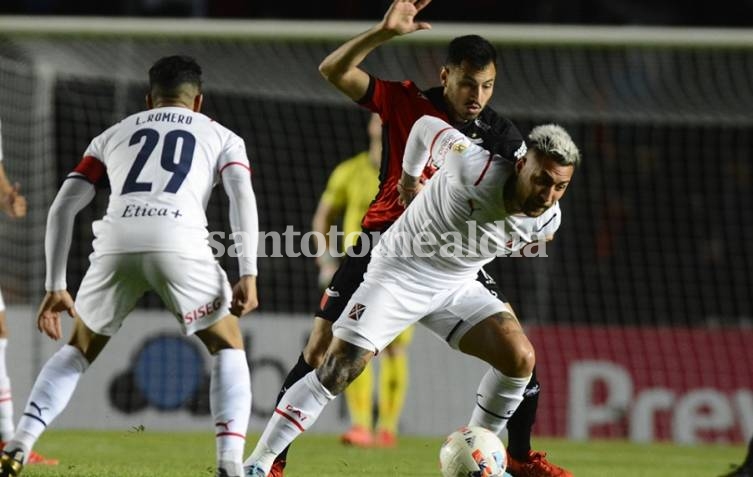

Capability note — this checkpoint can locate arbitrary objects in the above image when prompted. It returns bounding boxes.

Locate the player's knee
[202,337,240,355]
[481,331,535,378]
[68,325,108,363]
[195,324,243,355]
[502,338,535,378]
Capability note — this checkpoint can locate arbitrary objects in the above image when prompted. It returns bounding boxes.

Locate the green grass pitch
[17,430,746,477]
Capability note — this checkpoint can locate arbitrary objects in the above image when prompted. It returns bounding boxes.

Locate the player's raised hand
[36,290,76,340]
[231,275,259,317]
[381,0,433,36]
[2,182,27,218]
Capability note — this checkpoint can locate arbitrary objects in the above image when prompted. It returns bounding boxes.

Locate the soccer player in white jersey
[0,55,259,477]
[244,115,580,476]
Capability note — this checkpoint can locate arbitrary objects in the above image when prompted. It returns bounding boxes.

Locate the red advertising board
[527,325,753,443]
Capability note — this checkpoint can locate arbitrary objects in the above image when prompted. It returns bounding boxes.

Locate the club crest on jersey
[452,141,468,153]
[348,303,366,321]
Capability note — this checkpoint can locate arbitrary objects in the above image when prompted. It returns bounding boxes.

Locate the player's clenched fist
[231,275,258,317]
[2,182,26,218]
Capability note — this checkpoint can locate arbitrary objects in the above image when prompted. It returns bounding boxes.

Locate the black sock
[506,366,540,460]
[274,353,315,463]
[744,436,753,468]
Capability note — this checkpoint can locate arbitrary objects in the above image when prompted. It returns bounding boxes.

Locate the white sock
[6,345,88,455]
[211,349,251,468]
[0,338,14,441]
[243,371,335,473]
[468,368,531,434]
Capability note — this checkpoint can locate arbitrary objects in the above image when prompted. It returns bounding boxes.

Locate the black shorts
[315,228,507,322]
[316,230,376,322]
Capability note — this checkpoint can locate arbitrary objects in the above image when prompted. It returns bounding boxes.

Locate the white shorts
[75,252,233,336]
[332,272,509,353]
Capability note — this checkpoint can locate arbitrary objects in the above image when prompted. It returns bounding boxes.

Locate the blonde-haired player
[265,1,573,475]
[244,117,580,477]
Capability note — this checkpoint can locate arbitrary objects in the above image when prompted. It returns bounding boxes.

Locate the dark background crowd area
[2,0,753,27]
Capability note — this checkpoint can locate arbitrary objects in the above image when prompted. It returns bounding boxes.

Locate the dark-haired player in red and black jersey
[250,2,571,477]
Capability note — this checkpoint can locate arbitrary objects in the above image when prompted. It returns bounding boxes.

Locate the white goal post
[2,15,753,46]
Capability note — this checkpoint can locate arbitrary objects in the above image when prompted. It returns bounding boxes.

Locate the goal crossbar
[1,16,753,48]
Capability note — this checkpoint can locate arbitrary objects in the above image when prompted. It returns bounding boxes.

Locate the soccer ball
[439,426,507,477]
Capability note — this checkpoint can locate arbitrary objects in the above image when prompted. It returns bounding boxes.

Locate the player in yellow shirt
[311,113,413,448]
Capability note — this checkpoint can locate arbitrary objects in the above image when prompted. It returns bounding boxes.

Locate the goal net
[0,18,751,443]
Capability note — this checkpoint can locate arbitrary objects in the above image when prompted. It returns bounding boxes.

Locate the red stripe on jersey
[73,155,106,183]
[274,408,306,432]
[219,161,252,175]
[474,152,494,186]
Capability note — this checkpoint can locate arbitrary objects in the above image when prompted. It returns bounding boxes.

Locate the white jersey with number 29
[80,106,250,256]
